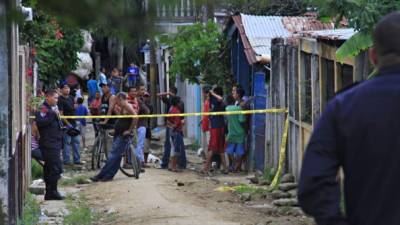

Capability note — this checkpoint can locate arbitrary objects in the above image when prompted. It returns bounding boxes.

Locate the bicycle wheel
[119,143,140,179]
[97,139,105,169]
[91,137,100,170]
[131,151,141,179]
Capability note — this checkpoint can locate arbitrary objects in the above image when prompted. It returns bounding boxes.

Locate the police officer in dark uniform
[35,89,64,200]
[298,12,400,225]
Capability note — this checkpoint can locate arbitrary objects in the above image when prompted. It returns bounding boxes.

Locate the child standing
[76,97,89,149]
[167,97,185,172]
[225,95,246,172]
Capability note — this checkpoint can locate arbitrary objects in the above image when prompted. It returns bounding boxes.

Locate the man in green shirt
[225,95,246,172]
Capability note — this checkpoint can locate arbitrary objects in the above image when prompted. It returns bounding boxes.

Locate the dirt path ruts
[82,168,313,225]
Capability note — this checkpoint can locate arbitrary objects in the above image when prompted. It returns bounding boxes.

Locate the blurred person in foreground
[298,12,400,225]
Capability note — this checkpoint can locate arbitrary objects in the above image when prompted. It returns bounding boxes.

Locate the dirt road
[82,168,313,225]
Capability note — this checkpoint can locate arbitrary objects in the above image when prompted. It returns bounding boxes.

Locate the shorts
[208,127,225,154]
[171,131,184,157]
[226,143,245,156]
[77,123,86,137]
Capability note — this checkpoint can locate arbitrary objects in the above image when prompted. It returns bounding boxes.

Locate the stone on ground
[286,207,304,216]
[272,198,299,207]
[280,174,295,183]
[259,180,271,186]
[240,193,252,202]
[278,182,297,192]
[249,176,259,184]
[288,189,297,198]
[271,190,291,199]
[29,179,45,195]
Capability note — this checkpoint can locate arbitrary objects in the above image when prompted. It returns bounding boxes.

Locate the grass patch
[279,206,292,214]
[60,175,90,186]
[63,194,117,225]
[17,193,40,225]
[31,160,43,180]
[63,194,99,225]
[262,166,276,183]
[99,211,118,225]
[233,184,269,195]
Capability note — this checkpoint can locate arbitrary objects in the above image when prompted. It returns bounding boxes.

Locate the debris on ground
[147,153,161,164]
[29,179,45,195]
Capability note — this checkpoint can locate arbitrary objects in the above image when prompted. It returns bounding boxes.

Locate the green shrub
[63,195,99,225]
[31,160,43,180]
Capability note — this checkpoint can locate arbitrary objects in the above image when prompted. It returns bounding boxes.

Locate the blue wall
[228,26,268,171]
[230,30,251,95]
[252,71,267,170]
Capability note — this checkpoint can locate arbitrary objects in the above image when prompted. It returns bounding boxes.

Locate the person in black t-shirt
[58,83,81,165]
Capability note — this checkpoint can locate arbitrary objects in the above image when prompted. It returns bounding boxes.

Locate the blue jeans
[171,130,187,169]
[135,127,146,163]
[96,135,128,180]
[32,148,43,161]
[161,127,171,168]
[63,134,80,164]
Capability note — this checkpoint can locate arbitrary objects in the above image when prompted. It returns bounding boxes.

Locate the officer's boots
[44,181,65,201]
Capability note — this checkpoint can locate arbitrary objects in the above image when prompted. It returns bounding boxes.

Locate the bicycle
[91,122,113,170]
[119,134,141,179]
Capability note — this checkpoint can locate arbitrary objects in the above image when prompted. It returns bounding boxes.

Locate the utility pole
[117,39,124,71]
[149,39,157,128]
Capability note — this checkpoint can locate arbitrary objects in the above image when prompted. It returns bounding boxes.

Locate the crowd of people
[32,60,254,200]
[32,63,148,199]
[198,84,251,175]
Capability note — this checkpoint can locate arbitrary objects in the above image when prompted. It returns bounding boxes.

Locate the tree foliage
[169,21,230,86]
[312,0,400,60]
[21,0,83,87]
[217,0,306,16]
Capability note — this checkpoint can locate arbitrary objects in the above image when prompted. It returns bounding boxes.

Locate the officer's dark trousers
[41,148,63,189]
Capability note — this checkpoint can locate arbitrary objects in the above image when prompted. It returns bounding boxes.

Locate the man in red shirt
[167,97,185,172]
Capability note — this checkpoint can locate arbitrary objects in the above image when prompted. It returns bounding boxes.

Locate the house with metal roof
[267,28,372,179]
[225,13,333,171]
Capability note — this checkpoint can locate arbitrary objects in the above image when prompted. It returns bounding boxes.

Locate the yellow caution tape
[269,114,290,189]
[29,108,287,119]
[215,186,237,192]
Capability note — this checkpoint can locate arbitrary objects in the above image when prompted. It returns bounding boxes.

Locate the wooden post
[311,55,320,127]
[0,2,10,224]
[150,40,158,128]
